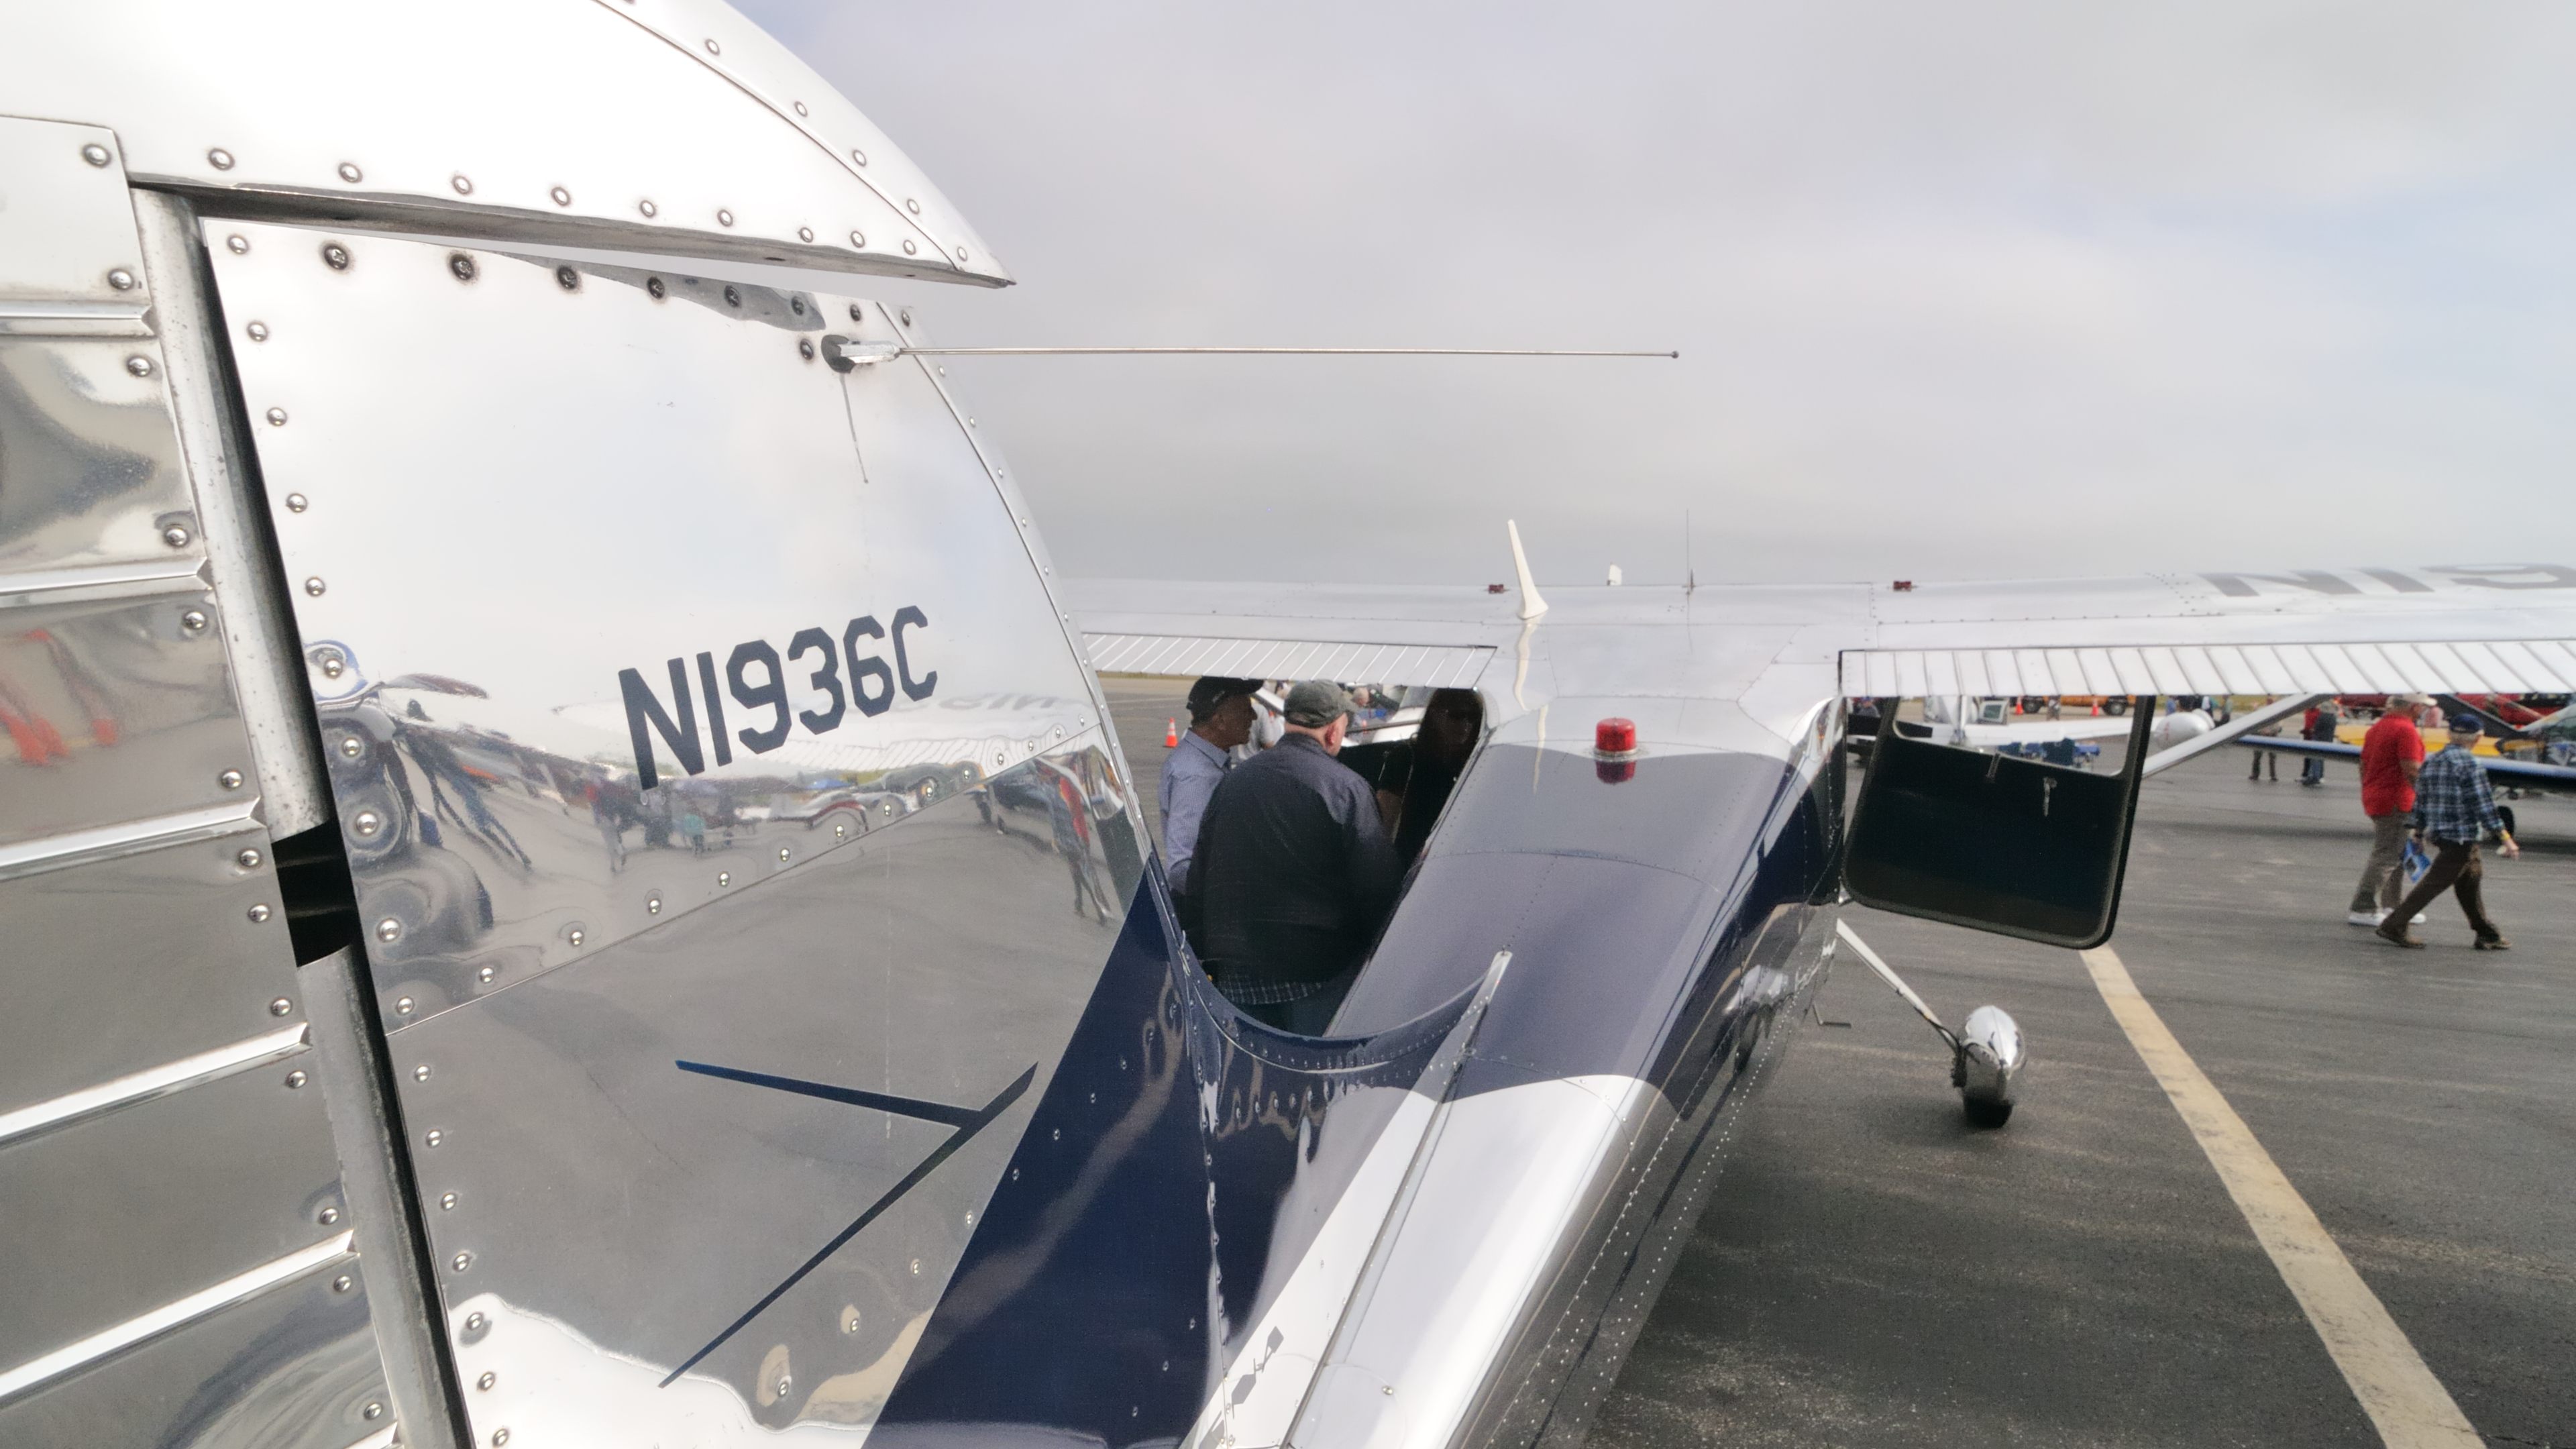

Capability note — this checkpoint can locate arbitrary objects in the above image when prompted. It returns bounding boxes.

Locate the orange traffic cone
[1164,718,1179,747]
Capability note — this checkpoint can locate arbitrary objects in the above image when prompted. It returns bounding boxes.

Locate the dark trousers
[2386,840,2502,941]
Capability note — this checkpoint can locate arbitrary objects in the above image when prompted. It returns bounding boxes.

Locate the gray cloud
[739,1,2576,587]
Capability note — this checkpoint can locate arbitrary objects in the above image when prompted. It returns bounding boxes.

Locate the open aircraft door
[203,221,1148,1440]
[1839,672,2158,949]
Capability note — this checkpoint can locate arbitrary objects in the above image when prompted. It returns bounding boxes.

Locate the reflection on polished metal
[1955,1005,2025,1118]
[0,1231,355,1405]
[0,0,1008,286]
[0,1023,307,1150]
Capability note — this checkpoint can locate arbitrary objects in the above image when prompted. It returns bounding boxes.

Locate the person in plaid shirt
[2377,713,2521,949]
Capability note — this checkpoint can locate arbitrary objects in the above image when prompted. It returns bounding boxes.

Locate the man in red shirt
[2348,694,2435,926]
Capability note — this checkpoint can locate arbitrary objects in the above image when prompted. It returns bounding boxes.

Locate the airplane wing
[2242,734,2576,786]
[1069,563,2576,705]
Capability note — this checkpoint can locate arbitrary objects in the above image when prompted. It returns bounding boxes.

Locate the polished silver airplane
[7,5,2576,1448]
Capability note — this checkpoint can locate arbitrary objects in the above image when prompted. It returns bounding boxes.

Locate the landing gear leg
[1834,920,2025,1129]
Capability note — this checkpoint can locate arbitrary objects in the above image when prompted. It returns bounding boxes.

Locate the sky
[737,1,2576,588]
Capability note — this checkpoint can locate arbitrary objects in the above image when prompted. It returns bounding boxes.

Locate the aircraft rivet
[909,1258,920,1275]
[126,354,152,376]
[492,1430,510,1448]
[798,226,814,243]
[899,309,911,326]
[717,871,731,887]
[319,1205,340,1224]
[338,736,362,760]
[318,654,343,679]
[567,927,585,946]
[639,199,659,218]
[352,810,382,837]
[902,239,918,256]
[425,1130,443,1147]
[477,965,496,983]
[452,173,474,195]
[722,284,741,307]
[463,1311,486,1333]
[321,242,350,270]
[799,339,815,361]
[717,208,735,227]
[449,253,477,282]
[377,918,403,943]
[851,148,867,166]
[555,266,578,291]
[163,524,192,548]
[777,847,790,861]
[363,1401,383,1419]
[337,162,362,183]
[266,407,287,425]
[248,903,272,923]
[550,185,572,207]
[647,896,662,914]
[793,100,808,116]
[905,198,920,215]
[414,1064,431,1082]
[1383,1385,1395,1396]
[833,824,846,839]
[107,267,136,290]
[182,608,209,633]
[958,248,969,262]
[478,1372,496,1391]
[777,1376,792,1395]
[703,37,720,54]
[849,230,866,248]
[235,847,262,869]
[221,769,247,791]
[285,1069,307,1088]
[441,1193,459,1210]
[78,140,111,166]
[333,1275,353,1293]
[208,148,235,170]
[247,321,268,341]
[225,235,249,258]
[286,492,307,513]
[304,576,326,596]
[452,1251,472,1271]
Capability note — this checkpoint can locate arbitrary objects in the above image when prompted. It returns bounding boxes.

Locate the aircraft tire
[1964,1099,2014,1129]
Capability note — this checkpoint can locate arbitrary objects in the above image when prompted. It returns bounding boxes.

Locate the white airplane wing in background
[1071,563,2576,706]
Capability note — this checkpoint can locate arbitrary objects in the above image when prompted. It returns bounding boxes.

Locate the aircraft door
[205,221,1136,1441]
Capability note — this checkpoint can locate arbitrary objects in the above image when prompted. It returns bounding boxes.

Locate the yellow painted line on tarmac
[2080,945,2481,1449]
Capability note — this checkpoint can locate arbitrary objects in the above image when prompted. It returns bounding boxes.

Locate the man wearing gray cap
[1187,680,1403,1032]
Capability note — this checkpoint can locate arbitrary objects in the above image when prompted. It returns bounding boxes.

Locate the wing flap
[1084,632,1492,689]
[1843,639,2576,699]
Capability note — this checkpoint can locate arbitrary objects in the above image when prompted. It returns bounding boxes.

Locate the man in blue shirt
[1159,677,1260,903]
[2377,713,2521,950]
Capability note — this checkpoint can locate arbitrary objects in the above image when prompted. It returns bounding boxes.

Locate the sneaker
[2375,924,2426,949]
[2370,909,2428,926]
[2475,937,2513,951]
[2345,911,2381,927]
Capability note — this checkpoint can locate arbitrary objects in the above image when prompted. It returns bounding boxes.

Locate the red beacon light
[1595,717,1641,783]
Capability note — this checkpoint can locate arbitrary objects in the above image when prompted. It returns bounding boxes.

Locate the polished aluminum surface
[0,0,1006,287]
[400,747,1132,1442]
[0,1022,308,1150]
[0,1049,345,1373]
[1956,1004,2024,1110]
[0,823,301,1120]
[0,116,154,335]
[207,220,1094,1032]
[0,1237,396,1449]
[304,947,468,1449]
[134,191,337,837]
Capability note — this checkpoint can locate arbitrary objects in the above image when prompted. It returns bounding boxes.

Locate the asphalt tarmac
[1596,747,2576,1449]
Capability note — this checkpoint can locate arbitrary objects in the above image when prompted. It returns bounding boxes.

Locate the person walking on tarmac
[2348,693,2435,928]
[2300,696,2341,786]
[2377,712,2521,950]
[1189,680,1401,1034]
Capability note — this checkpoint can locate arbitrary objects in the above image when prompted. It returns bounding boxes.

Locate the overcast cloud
[736,2,2576,588]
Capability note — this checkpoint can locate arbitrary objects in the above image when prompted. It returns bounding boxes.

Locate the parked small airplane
[7,6,2576,1449]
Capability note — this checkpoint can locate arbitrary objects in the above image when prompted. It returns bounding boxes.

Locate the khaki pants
[2351,812,2410,914]
[2386,840,2502,943]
